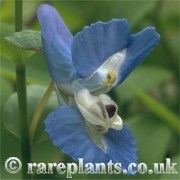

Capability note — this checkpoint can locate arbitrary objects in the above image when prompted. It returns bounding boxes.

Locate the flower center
[103,71,117,87]
[75,89,123,134]
[105,104,116,118]
[71,49,126,95]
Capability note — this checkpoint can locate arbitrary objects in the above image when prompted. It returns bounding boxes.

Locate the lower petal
[103,124,138,171]
[44,105,107,163]
[45,105,138,171]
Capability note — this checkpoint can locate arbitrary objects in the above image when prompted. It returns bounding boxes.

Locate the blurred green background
[0,0,179,179]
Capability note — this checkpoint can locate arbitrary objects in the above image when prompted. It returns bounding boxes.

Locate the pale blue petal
[72,71,106,94]
[45,105,138,170]
[44,105,107,163]
[37,4,77,84]
[72,19,130,78]
[116,27,160,85]
[104,124,138,172]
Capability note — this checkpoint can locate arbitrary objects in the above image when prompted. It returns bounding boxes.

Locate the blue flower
[37,4,160,171]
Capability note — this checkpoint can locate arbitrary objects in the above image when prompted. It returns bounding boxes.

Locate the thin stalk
[30,81,54,144]
[15,0,23,32]
[16,64,31,179]
[15,0,31,179]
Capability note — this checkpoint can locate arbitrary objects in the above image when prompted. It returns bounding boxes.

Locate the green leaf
[0,30,42,63]
[32,139,64,165]
[0,78,13,109]
[159,154,179,179]
[109,1,156,27]
[126,114,172,179]
[4,30,42,51]
[3,85,58,143]
[114,66,173,103]
[127,115,172,164]
[0,39,32,63]
[127,83,179,134]
[0,79,21,180]
[0,54,50,86]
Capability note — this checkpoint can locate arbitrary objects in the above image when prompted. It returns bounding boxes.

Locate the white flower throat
[56,49,126,134]
[75,89,123,133]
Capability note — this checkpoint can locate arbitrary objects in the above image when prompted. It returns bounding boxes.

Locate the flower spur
[37,4,160,172]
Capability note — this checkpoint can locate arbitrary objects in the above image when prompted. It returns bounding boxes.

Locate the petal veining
[72,19,129,78]
[37,4,77,84]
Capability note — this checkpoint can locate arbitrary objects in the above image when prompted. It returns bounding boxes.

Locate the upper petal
[37,4,76,84]
[116,27,160,85]
[44,105,107,163]
[103,125,138,172]
[72,19,130,78]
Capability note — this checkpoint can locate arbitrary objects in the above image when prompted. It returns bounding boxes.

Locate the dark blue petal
[45,105,107,163]
[37,4,77,84]
[117,27,160,84]
[72,19,130,78]
[103,124,138,172]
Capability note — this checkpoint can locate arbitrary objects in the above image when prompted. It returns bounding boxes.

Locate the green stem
[30,81,54,144]
[15,0,31,179]
[15,0,23,32]
[16,64,31,179]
